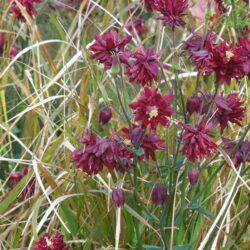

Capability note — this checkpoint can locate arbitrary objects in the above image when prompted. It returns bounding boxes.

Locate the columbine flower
[71,131,104,175]
[9,0,43,21]
[188,169,200,186]
[99,107,112,125]
[129,87,174,130]
[71,131,134,175]
[9,167,35,197]
[185,31,216,75]
[122,126,165,161]
[214,93,246,133]
[238,36,250,78]
[211,41,244,84]
[126,17,147,36]
[126,45,162,86]
[186,94,202,115]
[89,29,132,69]
[151,184,168,206]
[153,0,188,31]
[34,231,69,250]
[222,138,250,168]
[112,188,125,208]
[180,118,217,162]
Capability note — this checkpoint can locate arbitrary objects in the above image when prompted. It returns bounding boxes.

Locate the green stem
[230,0,239,34]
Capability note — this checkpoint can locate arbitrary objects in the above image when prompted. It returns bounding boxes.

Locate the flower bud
[151,184,168,206]
[112,188,125,208]
[186,94,202,115]
[99,107,112,125]
[131,127,144,146]
[188,169,200,186]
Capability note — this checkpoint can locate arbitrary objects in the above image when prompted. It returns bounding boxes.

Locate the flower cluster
[9,0,43,21]
[71,130,134,175]
[186,32,249,84]
[34,231,69,250]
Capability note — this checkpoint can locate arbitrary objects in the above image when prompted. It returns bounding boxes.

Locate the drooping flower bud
[151,184,168,206]
[99,107,112,125]
[188,169,200,186]
[112,188,125,208]
[131,127,144,146]
[186,94,202,115]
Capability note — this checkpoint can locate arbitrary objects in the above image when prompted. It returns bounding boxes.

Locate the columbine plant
[1,0,249,249]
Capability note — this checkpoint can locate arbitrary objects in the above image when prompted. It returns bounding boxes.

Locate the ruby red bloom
[71,131,134,175]
[222,138,250,168]
[126,45,162,86]
[9,167,35,197]
[71,131,104,175]
[211,41,244,84]
[89,29,132,69]
[185,31,216,75]
[238,36,250,78]
[180,118,217,162]
[129,87,174,130]
[34,231,69,250]
[214,93,246,133]
[122,127,165,161]
[153,0,188,31]
[9,0,43,21]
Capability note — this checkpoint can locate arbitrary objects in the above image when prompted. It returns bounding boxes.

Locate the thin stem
[230,0,239,34]
[206,83,219,118]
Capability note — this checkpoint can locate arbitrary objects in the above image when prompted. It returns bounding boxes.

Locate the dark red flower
[211,41,244,84]
[112,188,125,208]
[89,29,132,69]
[34,231,69,250]
[126,17,147,36]
[238,36,250,78]
[186,94,202,115]
[151,184,168,206]
[99,107,112,125]
[71,131,104,175]
[9,45,19,60]
[180,118,217,162]
[126,45,162,86]
[129,87,174,130]
[222,138,250,168]
[122,126,165,161]
[153,0,188,31]
[9,0,43,21]
[188,169,200,186]
[9,167,35,197]
[71,131,134,175]
[214,93,246,133]
[185,31,217,75]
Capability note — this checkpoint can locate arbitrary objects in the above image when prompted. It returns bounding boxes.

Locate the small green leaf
[135,147,145,157]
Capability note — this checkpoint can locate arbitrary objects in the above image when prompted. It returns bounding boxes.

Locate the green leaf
[135,147,145,157]
[173,244,193,250]
[143,245,162,250]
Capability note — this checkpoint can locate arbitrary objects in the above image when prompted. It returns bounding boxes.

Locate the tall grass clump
[0,0,249,249]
